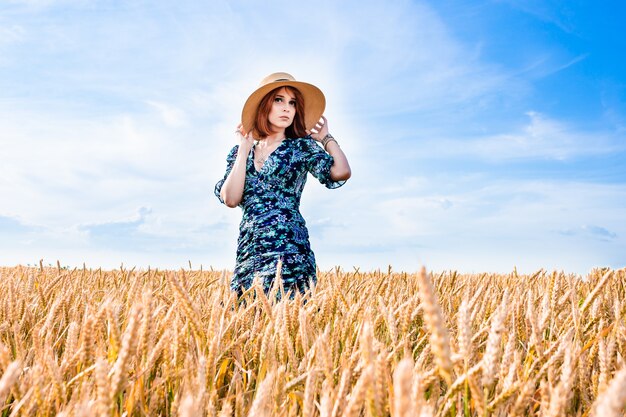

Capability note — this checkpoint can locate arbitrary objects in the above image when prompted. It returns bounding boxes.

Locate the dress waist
[239,208,305,230]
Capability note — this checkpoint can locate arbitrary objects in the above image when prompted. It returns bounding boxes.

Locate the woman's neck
[260,130,286,146]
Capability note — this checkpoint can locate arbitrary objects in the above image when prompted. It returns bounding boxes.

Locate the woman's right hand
[236,124,255,151]
[221,124,254,207]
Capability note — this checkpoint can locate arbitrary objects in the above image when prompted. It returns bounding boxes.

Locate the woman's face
[267,87,296,133]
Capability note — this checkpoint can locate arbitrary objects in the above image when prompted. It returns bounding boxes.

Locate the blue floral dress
[215,136,345,295]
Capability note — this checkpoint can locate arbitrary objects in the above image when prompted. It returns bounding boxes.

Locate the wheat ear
[95,358,111,417]
[417,266,452,385]
[592,366,626,417]
[581,270,612,314]
[393,357,414,417]
[248,370,275,417]
[0,360,21,404]
[109,302,142,399]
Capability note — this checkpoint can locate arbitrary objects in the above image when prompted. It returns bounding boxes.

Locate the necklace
[254,138,285,169]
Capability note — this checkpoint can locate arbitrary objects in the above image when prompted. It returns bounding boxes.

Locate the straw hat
[241,72,326,134]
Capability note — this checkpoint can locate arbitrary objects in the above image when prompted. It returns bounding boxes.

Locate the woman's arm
[325,140,351,181]
[220,126,254,208]
[308,116,351,181]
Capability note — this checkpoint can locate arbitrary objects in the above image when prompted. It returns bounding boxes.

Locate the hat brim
[241,80,326,135]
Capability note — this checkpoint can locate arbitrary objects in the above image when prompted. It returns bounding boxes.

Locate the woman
[215,72,351,296]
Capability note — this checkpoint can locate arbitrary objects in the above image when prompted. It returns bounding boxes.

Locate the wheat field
[0,264,625,417]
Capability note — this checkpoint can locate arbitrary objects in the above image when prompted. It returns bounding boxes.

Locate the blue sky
[1,0,624,274]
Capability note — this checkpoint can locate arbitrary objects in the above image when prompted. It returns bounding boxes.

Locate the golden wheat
[0,264,624,416]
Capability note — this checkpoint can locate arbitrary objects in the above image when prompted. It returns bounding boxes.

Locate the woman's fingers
[235,123,247,136]
[314,116,328,131]
[319,116,329,134]
[307,117,329,141]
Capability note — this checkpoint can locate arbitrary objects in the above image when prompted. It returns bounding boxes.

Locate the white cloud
[475,111,622,160]
[314,1,512,118]
[0,25,25,45]
[4,0,88,9]
[558,225,618,241]
[308,179,626,273]
[498,0,576,33]
[404,111,624,161]
[145,101,189,128]
[0,0,623,275]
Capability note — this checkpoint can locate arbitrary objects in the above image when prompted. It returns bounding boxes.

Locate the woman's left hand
[306,115,329,142]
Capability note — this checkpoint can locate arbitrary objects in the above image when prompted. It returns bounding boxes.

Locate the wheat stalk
[0,361,21,404]
[392,357,414,417]
[417,267,452,385]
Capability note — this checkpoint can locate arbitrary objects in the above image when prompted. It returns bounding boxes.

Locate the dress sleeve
[214,145,239,204]
[303,137,346,189]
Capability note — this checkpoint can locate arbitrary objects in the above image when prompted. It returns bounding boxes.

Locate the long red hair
[252,86,308,139]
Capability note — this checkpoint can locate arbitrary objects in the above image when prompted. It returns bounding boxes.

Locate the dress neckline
[252,138,289,174]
